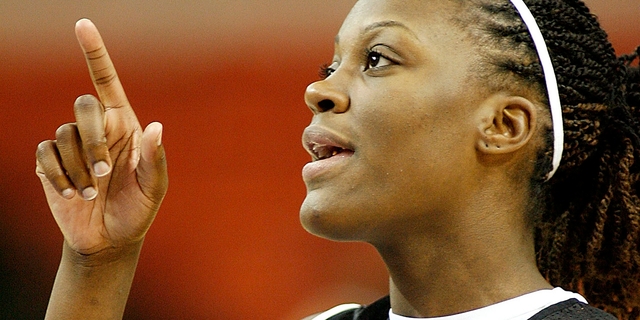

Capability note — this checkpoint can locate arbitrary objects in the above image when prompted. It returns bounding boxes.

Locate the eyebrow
[335,20,419,44]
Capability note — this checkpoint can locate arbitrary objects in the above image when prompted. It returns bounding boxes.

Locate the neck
[374,195,551,317]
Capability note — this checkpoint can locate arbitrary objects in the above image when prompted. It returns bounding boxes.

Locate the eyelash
[319,63,334,80]
[318,46,393,80]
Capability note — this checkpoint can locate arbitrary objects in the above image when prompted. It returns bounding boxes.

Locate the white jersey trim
[311,303,362,320]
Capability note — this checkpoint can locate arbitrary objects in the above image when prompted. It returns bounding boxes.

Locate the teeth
[311,143,341,160]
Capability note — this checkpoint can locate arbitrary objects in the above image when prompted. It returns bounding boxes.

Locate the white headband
[509,0,564,180]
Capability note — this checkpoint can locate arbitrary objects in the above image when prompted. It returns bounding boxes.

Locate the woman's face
[300,0,485,242]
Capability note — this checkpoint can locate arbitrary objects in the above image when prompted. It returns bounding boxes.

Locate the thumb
[138,122,168,204]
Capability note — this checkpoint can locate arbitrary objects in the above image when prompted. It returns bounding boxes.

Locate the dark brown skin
[39,1,553,319]
[36,19,168,319]
[301,0,551,317]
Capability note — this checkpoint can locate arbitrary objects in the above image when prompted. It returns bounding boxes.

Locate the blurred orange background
[1,1,638,319]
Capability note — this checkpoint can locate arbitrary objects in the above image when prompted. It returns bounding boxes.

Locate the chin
[299,197,363,242]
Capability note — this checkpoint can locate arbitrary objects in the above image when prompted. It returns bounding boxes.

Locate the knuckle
[35,165,45,177]
[83,138,107,151]
[35,158,46,176]
[36,140,52,158]
[55,123,78,140]
[85,46,107,60]
[93,72,117,87]
[74,94,99,109]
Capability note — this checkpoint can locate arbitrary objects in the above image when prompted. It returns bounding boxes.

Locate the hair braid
[457,0,640,318]
[621,47,640,117]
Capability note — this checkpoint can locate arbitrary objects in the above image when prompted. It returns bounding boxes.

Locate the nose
[304,78,349,114]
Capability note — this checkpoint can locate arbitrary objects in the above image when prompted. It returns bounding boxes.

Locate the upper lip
[302,125,354,161]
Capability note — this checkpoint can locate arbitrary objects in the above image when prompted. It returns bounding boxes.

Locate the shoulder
[529,298,617,320]
[305,296,390,320]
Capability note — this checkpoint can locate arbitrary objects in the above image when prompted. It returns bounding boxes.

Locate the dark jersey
[323,297,616,320]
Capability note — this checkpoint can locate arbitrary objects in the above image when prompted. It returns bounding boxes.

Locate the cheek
[353,94,437,171]
[352,93,474,198]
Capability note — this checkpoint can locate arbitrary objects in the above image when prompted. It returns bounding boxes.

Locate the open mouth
[302,126,354,162]
[310,143,346,161]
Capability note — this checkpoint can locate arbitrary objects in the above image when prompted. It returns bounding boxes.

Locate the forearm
[45,241,143,320]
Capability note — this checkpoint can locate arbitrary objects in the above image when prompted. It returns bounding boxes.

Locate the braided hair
[455,0,640,318]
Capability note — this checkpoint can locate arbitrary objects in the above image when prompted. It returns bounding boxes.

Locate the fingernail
[82,187,98,201]
[156,129,163,147]
[62,189,75,199]
[93,161,111,177]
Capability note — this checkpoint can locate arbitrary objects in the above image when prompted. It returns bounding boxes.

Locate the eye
[363,48,393,72]
[319,63,337,80]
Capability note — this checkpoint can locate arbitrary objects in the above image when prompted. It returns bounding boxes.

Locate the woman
[36,0,640,319]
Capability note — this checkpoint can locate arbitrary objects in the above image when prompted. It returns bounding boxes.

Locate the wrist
[46,240,143,320]
[62,239,144,269]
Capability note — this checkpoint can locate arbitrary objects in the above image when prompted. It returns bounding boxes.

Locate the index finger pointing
[75,18,128,110]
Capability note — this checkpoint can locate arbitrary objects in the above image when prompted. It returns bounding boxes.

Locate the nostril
[318,99,335,112]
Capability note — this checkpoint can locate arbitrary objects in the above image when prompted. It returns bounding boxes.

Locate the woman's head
[302,0,640,316]
[301,0,540,244]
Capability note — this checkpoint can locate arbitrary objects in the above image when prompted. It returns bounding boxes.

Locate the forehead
[338,0,465,41]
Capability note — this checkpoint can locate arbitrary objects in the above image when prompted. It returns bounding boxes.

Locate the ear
[475,94,537,155]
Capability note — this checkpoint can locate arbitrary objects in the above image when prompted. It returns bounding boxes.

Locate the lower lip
[302,151,354,182]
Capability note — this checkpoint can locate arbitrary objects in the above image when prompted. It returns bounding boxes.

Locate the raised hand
[36,19,168,257]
